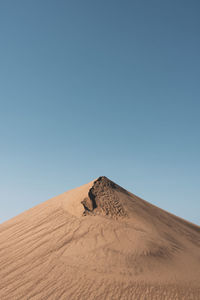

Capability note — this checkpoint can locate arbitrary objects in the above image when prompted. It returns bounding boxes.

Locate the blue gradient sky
[0,1,200,224]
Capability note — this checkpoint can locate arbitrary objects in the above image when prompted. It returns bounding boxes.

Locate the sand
[0,176,200,299]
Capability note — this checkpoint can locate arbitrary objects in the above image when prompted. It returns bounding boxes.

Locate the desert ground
[0,176,200,299]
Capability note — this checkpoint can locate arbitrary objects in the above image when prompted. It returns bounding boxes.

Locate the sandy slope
[0,176,200,299]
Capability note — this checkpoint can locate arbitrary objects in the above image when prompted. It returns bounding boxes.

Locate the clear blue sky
[0,0,200,224]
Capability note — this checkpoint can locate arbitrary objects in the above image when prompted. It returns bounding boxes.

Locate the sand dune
[0,176,200,299]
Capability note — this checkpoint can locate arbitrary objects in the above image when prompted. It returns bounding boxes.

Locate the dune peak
[81,176,127,218]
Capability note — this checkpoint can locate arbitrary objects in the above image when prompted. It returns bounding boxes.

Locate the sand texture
[0,176,200,299]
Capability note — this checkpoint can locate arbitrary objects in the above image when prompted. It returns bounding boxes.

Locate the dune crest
[0,176,200,299]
